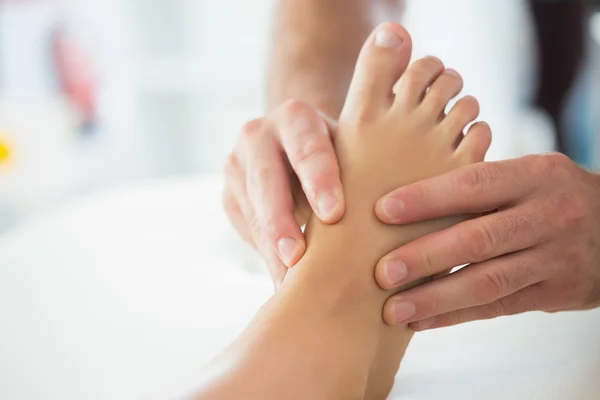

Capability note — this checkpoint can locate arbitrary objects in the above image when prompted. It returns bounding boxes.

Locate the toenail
[423,55,442,63]
[392,301,416,323]
[385,260,408,285]
[445,68,460,78]
[317,192,340,220]
[277,237,299,266]
[374,28,403,49]
[381,197,404,220]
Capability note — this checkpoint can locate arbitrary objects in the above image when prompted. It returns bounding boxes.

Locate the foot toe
[455,121,492,163]
[392,56,445,109]
[440,95,480,136]
[420,68,463,117]
[342,23,412,122]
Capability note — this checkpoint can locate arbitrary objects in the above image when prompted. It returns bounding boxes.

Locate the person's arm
[223,0,405,285]
[267,0,404,116]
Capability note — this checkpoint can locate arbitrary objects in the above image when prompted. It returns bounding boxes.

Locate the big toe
[341,23,412,122]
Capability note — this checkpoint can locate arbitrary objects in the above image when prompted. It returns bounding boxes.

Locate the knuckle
[546,152,573,175]
[454,165,487,200]
[491,298,508,318]
[289,136,331,168]
[446,312,461,327]
[249,164,272,187]
[526,155,550,178]
[223,153,239,175]
[304,163,338,193]
[246,212,262,237]
[419,249,436,275]
[476,269,510,302]
[553,192,587,230]
[467,223,496,260]
[480,299,507,320]
[248,212,277,242]
[279,98,311,118]
[260,218,280,242]
[528,153,572,180]
[240,118,265,140]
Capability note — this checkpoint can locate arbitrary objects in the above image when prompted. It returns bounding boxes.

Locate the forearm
[267,0,404,117]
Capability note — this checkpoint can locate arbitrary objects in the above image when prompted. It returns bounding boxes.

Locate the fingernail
[317,193,339,220]
[277,237,299,266]
[392,301,416,323]
[380,197,404,220]
[374,28,403,49]
[412,317,436,331]
[385,260,407,285]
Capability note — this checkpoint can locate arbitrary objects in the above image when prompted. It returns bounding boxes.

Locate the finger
[382,249,545,326]
[223,153,255,246]
[376,202,548,289]
[409,283,545,331]
[376,156,540,224]
[273,100,345,224]
[222,184,254,247]
[224,150,288,286]
[224,152,266,252]
[241,119,306,268]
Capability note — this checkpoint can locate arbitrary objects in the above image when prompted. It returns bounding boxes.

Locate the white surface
[0,176,599,399]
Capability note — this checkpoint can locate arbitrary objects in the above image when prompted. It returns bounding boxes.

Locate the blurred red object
[51,26,98,131]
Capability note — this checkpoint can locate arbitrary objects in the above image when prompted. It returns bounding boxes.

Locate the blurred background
[0,2,599,398]
[0,0,598,234]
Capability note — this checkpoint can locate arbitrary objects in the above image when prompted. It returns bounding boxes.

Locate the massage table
[0,176,598,399]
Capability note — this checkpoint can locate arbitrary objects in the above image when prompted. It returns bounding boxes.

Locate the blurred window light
[592,12,600,45]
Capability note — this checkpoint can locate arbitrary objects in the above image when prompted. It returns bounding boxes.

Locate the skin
[375,153,600,330]
[200,23,490,399]
[224,0,600,329]
[223,0,405,286]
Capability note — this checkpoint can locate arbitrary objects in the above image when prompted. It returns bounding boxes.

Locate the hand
[223,100,345,286]
[374,153,600,330]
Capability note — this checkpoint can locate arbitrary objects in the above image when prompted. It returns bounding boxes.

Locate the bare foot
[293,22,492,399]
[197,22,492,400]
